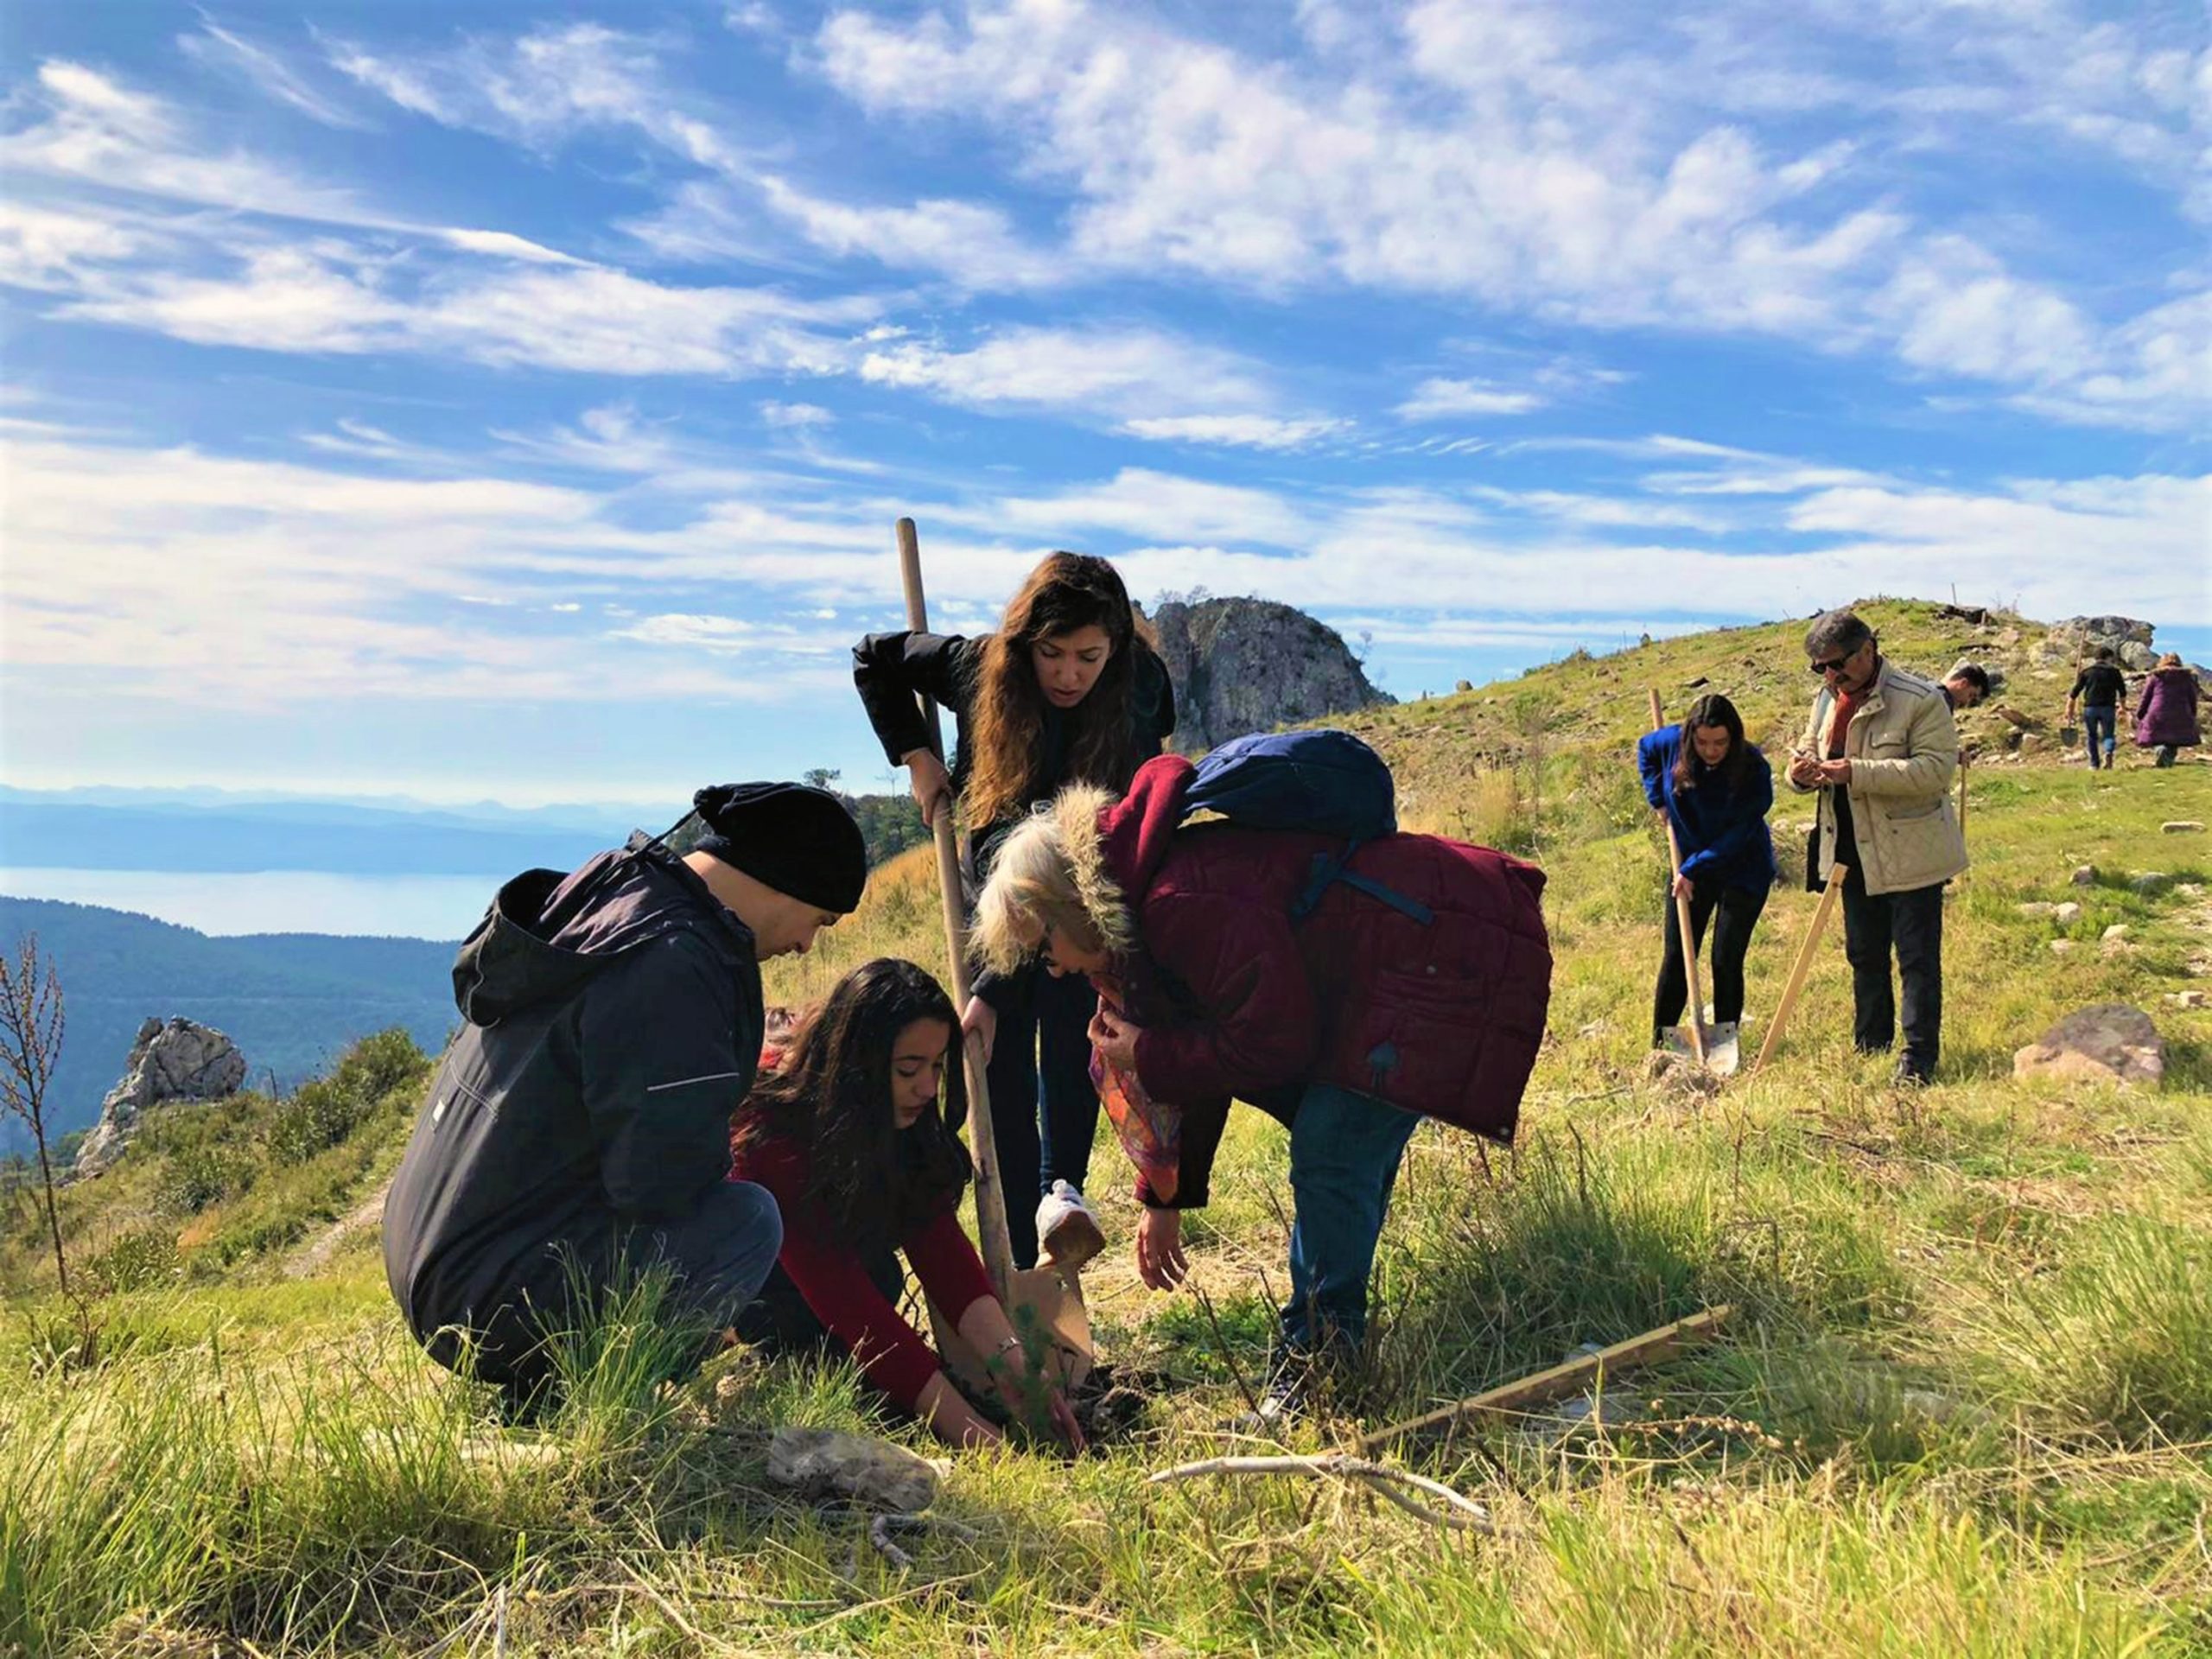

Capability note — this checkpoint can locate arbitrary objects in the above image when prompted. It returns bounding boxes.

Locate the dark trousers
[1840,868,1946,1078]
[982,963,1102,1268]
[434,1180,783,1409]
[1281,1083,1421,1357]
[1653,876,1769,1041]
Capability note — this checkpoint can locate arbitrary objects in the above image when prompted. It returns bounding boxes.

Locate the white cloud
[180,20,370,129]
[755,174,1068,289]
[0,200,142,290]
[1396,378,1548,421]
[858,325,1273,421]
[760,400,836,429]
[1118,414,1349,450]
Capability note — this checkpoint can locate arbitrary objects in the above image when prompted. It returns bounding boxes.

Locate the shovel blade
[932,1266,1095,1399]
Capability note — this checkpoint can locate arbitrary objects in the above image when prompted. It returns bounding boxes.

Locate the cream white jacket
[1789,659,1968,895]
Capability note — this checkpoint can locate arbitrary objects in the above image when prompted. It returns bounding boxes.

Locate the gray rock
[2054,901,2083,925]
[2168,991,2209,1010]
[72,1017,247,1178]
[766,1427,945,1512]
[2163,821,2205,835]
[2101,925,2131,942]
[2012,1004,2164,1089]
[2016,902,2056,918]
[2070,865,2097,887]
[2120,643,2159,671]
[1146,597,1393,753]
[2048,939,2076,955]
[2132,872,2172,894]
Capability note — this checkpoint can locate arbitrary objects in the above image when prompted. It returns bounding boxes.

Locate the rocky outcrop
[2012,1004,2164,1089]
[2038,616,2210,689]
[72,1017,247,1177]
[1145,597,1393,753]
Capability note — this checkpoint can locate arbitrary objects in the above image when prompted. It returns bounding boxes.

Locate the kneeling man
[385,782,867,1412]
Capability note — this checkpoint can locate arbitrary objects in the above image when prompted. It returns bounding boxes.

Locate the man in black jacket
[384,783,868,1412]
[2067,647,2129,770]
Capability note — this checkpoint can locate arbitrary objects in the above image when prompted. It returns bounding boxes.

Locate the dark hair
[1805,609,1874,661]
[963,552,1155,829]
[1948,663,1990,693]
[2094,645,2115,663]
[731,958,971,1249]
[1672,693,1752,792]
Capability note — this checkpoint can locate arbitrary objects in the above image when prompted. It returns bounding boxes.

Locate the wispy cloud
[180,17,371,130]
[857,325,1276,423]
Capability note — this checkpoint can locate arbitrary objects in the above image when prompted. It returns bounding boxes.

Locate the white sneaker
[1035,1181,1105,1272]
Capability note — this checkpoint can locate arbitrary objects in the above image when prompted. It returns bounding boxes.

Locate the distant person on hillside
[1939,663,1990,712]
[2134,653,2202,768]
[854,553,1175,1273]
[729,958,1082,1451]
[969,750,1551,1419]
[1787,610,1967,1086]
[383,784,868,1418]
[2067,647,2128,770]
[1637,694,1775,1053]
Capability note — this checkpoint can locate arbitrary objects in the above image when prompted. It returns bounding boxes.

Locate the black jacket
[2070,663,2127,709]
[382,835,764,1339]
[852,629,1176,871]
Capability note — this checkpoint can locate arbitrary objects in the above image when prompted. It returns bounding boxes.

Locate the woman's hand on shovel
[961,995,997,1065]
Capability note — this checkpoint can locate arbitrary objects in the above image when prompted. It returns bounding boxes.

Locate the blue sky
[2,0,2205,810]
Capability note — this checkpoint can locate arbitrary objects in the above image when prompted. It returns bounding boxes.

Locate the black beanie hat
[690,783,868,913]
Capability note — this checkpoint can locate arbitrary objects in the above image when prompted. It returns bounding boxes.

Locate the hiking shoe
[1036,1181,1105,1272]
[1891,1057,1934,1088]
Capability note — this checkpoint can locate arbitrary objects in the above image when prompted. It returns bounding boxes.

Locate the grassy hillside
[3,601,2209,1656]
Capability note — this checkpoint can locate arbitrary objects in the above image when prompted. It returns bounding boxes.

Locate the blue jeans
[2082,705,2116,767]
[1281,1083,1421,1357]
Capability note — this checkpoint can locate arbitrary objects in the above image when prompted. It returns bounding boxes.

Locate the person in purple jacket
[2134,653,2202,767]
[1637,693,1777,1051]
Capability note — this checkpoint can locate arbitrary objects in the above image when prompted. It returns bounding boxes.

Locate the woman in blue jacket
[1637,694,1776,1049]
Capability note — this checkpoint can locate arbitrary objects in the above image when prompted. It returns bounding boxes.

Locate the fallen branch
[1147,1452,1496,1534]
[1361,1305,1736,1455]
[868,1514,914,1571]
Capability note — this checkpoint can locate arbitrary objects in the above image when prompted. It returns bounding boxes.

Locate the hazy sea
[0,868,499,939]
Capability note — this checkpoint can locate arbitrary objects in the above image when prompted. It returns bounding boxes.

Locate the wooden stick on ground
[1751,861,1846,1076]
[1648,690,1708,1065]
[897,517,1015,1295]
[1360,1305,1736,1456]
[1147,1453,1496,1534]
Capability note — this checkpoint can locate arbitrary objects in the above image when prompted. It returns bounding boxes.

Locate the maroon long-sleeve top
[728,1133,995,1412]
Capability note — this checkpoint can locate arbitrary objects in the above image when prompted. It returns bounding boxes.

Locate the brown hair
[1672,693,1752,793]
[730,958,970,1249]
[963,553,1154,830]
[2158,652,2183,670]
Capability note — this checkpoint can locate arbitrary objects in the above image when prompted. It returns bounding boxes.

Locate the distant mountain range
[0,896,459,1143]
[0,791,632,876]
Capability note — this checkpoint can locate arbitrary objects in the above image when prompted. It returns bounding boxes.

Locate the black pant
[980,963,1102,1268]
[1653,876,1768,1041]
[1840,864,1946,1079]
[734,1244,906,1360]
[429,1180,784,1412]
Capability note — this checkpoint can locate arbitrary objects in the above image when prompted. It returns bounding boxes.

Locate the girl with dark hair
[730,958,1082,1451]
[1636,694,1776,1050]
[854,553,1176,1270]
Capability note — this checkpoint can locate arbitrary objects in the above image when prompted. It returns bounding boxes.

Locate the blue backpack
[1182,730,1431,924]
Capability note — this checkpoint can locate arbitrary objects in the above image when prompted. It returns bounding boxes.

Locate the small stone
[2070,865,2097,887]
[766,1427,946,1512]
[2177,883,2206,899]
[2101,925,2131,942]
[2168,991,2210,1010]
[2054,902,2083,925]
[2131,873,2171,894]
[2163,821,2206,835]
[2013,1003,2165,1089]
[2017,902,2057,918]
[2049,940,2076,955]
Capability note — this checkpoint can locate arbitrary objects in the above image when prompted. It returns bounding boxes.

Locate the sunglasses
[1809,651,1859,676]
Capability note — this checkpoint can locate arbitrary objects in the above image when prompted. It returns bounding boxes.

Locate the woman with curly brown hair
[854,553,1175,1269]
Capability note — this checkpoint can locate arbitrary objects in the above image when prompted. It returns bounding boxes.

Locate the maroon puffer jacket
[2134,668,2201,749]
[1102,754,1552,1147]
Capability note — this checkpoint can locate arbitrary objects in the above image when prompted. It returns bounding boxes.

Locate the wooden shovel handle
[1649,690,1707,1064]
[897,517,1016,1296]
[1751,861,1846,1075]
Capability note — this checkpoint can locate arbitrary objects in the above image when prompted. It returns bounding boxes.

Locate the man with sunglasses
[1787,610,1967,1084]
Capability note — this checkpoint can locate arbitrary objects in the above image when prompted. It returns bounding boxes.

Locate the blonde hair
[970,784,1134,974]
[2158,652,2183,669]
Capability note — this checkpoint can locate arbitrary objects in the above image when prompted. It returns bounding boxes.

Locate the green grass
[3,605,2209,1654]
